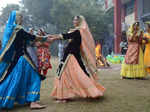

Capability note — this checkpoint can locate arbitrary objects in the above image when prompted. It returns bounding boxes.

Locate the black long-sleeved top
[14,29,36,56]
[57,30,89,77]
[62,30,81,55]
[1,29,36,83]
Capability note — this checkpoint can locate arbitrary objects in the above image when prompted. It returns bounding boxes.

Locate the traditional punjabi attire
[36,41,52,76]
[120,22,146,79]
[51,16,105,100]
[0,11,41,109]
[144,32,150,74]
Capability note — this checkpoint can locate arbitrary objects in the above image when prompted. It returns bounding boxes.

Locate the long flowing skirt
[51,55,105,100]
[144,44,150,74]
[0,56,41,109]
[120,48,146,78]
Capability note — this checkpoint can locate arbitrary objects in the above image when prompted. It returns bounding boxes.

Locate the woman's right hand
[48,34,62,41]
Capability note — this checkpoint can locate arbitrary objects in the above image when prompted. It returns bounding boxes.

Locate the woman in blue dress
[0,10,49,109]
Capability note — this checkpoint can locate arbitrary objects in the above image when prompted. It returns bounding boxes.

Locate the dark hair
[76,16,80,19]
[134,22,139,27]
[74,16,80,20]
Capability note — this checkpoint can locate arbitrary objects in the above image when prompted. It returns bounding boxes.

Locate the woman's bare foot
[30,102,46,109]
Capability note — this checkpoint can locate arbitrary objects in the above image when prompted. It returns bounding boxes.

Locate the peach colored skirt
[51,55,105,100]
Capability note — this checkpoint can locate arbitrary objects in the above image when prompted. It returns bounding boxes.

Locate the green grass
[2,59,150,112]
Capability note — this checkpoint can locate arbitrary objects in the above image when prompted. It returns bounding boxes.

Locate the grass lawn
[2,58,150,112]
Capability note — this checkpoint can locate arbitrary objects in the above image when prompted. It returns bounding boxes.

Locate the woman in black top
[57,29,90,77]
[0,11,51,109]
[51,16,105,102]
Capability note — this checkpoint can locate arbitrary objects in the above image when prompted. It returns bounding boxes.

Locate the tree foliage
[0,4,20,25]
[22,0,113,40]
[0,0,114,56]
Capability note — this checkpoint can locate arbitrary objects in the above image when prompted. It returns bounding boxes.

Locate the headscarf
[2,11,17,49]
[0,10,22,61]
[75,16,97,74]
[127,22,141,38]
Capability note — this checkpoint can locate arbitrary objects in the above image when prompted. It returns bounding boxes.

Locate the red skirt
[37,47,52,71]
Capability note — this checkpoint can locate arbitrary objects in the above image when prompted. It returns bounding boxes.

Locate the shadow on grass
[122,77,150,80]
[68,96,106,103]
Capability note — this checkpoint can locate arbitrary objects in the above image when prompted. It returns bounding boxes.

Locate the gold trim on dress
[0,25,22,62]
[0,26,22,83]
[0,91,40,100]
[0,51,17,82]
[23,54,36,70]
[27,92,40,95]
[58,55,71,79]
[0,96,15,100]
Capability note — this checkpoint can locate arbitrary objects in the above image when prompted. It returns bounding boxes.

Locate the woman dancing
[0,10,51,109]
[50,15,105,102]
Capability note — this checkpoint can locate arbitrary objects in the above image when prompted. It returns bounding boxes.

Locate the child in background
[35,29,52,77]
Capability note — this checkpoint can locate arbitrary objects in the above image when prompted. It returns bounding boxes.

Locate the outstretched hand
[47,34,55,38]
[47,35,58,42]
[47,34,61,41]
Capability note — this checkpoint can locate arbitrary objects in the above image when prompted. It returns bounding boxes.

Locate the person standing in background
[27,28,38,68]
[58,40,65,62]
[120,22,147,79]
[120,31,128,55]
[144,22,150,75]
[36,29,53,78]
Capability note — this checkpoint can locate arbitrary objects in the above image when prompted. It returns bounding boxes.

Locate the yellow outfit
[121,23,146,78]
[144,33,150,74]
[121,47,146,78]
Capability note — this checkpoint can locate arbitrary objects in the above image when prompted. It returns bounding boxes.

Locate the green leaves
[0,0,113,41]
[0,4,19,25]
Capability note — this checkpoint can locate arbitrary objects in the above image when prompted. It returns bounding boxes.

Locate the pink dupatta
[79,16,98,78]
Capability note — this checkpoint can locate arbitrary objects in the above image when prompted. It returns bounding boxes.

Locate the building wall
[123,0,150,27]
[124,1,135,26]
[141,0,150,22]
[143,0,150,15]
[105,0,150,53]
[125,13,135,26]
[105,0,114,10]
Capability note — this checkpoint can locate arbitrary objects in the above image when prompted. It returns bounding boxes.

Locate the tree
[0,0,114,56]
[21,0,114,56]
[0,4,20,25]
[22,0,113,40]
